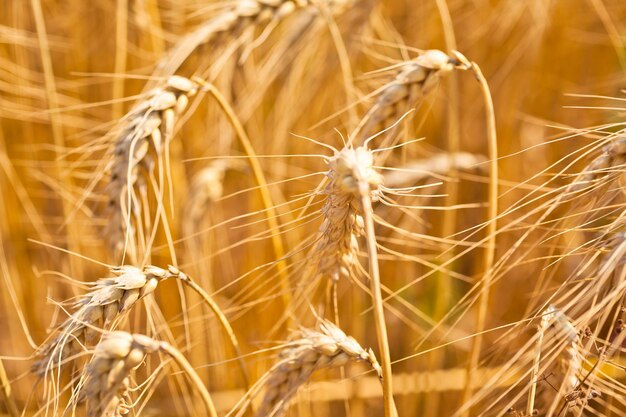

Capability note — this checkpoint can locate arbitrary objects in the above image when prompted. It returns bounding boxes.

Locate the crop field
[1,1,626,416]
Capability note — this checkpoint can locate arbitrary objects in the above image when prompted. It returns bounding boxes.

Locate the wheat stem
[201,82,292,320]
[160,341,219,417]
[462,61,498,412]
[360,193,397,417]
[179,274,250,388]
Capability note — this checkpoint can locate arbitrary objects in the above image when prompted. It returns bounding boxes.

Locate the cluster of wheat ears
[1,0,626,416]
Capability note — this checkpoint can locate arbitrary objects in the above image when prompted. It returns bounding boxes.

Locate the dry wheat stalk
[79,331,218,417]
[257,320,381,417]
[355,49,470,145]
[105,75,201,260]
[313,146,383,283]
[32,265,179,376]
[154,0,356,77]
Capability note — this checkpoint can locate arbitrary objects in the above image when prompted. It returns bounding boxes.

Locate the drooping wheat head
[355,49,471,146]
[78,330,218,417]
[105,76,201,260]
[256,320,381,417]
[32,265,179,376]
[154,0,358,78]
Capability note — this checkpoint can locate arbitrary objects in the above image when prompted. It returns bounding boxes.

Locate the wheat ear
[527,306,555,416]
[312,146,383,284]
[105,75,201,260]
[154,0,356,77]
[355,49,470,146]
[256,320,381,417]
[382,152,487,188]
[540,308,582,416]
[313,144,395,417]
[32,265,177,376]
[80,331,218,417]
[32,265,248,386]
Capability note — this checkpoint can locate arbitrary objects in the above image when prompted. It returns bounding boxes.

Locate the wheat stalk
[79,331,218,417]
[105,75,201,260]
[255,320,381,417]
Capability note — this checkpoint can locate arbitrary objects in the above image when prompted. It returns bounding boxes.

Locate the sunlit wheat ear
[257,320,381,417]
[314,146,383,283]
[355,49,471,146]
[79,331,218,417]
[565,133,626,196]
[105,76,201,261]
[32,265,178,376]
[33,264,248,385]
[154,0,356,77]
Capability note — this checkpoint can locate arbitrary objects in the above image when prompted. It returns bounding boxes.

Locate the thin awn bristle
[105,76,201,260]
[257,320,381,417]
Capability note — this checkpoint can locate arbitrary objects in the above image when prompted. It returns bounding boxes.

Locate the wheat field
[1,0,626,416]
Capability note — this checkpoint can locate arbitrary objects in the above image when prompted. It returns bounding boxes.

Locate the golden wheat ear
[354,49,471,147]
[255,319,381,417]
[32,264,249,386]
[105,76,202,261]
[31,265,176,377]
[78,331,218,417]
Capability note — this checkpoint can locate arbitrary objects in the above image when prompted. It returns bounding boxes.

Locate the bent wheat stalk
[80,331,218,417]
[255,320,381,417]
